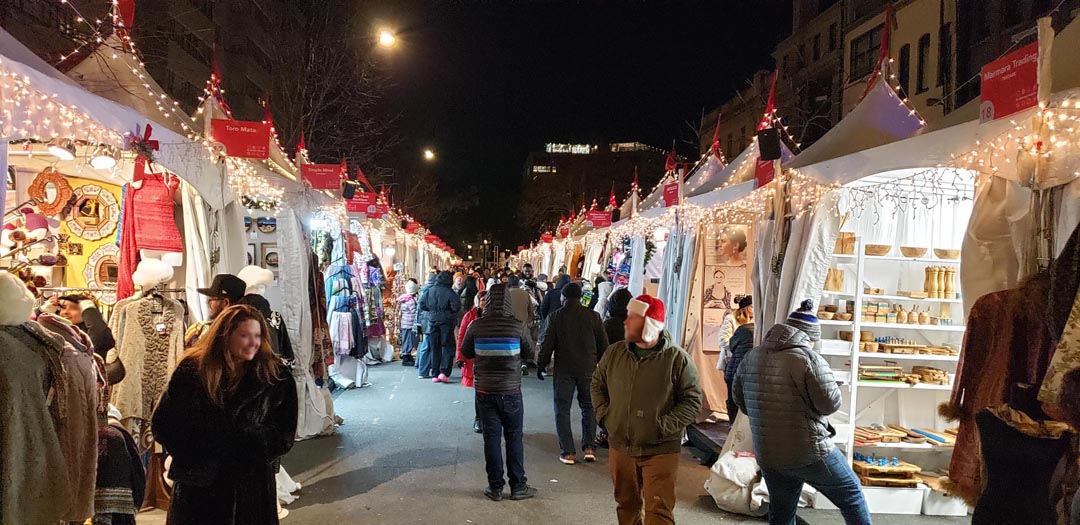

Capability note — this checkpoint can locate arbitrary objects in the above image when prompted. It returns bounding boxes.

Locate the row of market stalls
[514,16,1080,518]
[0,17,455,524]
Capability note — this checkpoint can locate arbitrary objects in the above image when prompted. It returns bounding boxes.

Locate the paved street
[139,364,969,524]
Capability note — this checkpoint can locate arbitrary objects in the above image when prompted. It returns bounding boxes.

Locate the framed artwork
[244,217,252,232]
[83,243,119,305]
[261,242,279,268]
[247,243,256,266]
[257,217,277,234]
[66,184,119,241]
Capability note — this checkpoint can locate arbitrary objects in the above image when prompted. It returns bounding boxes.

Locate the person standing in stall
[732,300,870,525]
[184,273,247,347]
[153,305,298,525]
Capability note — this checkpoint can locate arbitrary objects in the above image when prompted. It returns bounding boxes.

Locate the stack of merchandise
[852,454,922,487]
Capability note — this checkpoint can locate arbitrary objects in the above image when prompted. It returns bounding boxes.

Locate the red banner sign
[980,42,1039,123]
[210,119,270,158]
[345,192,378,214]
[662,182,680,207]
[585,210,612,228]
[541,233,554,243]
[755,157,776,187]
[301,164,341,190]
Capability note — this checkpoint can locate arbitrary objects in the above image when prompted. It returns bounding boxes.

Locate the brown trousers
[608,447,680,525]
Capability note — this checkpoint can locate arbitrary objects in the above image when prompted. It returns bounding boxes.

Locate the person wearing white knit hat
[591,293,701,525]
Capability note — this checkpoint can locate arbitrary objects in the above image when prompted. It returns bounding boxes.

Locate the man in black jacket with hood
[421,270,462,382]
[460,284,538,502]
[539,282,609,464]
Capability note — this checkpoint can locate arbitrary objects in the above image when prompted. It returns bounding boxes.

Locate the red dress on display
[131,172,182,253]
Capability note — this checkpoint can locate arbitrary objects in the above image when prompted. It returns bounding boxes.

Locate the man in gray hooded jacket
[732,300,870,525]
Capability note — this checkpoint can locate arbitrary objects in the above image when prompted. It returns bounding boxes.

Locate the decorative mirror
[83,243,119,305]
[66,184,119,241]
[27,167,73,217]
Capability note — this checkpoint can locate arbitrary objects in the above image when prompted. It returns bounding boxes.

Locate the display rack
[818,237,965,512]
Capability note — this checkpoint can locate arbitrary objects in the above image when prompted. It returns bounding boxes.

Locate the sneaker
[509,485,538,500]
[483,487,503,501]
[559,454,576,465]
[437,373,450,383]
[521,364,528,376]
[473,419,483,434]
[419,374,432,379]
[583,449,596,462]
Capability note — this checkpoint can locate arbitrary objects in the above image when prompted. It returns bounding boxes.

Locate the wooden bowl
[819,312,835,320]
[860,331,875,342]
[865,244,892,256]
[835,313,853,321]
[900,246,928,258]
[839,330,853,342]
[934,248,960,260]
[823,304,839,313]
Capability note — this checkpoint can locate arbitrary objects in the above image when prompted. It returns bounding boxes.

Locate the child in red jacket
[457,290,486,433]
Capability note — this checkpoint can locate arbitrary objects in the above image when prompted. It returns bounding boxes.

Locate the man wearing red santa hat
[591,294,701,525]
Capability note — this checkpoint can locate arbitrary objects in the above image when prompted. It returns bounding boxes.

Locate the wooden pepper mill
[924,267,933,296]
[944,267,957,299]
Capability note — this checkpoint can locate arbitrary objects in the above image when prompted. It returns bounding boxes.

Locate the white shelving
[859,322,965,332]
[819,319,853,326]
[857,380,954,391]
[822,290,962,304]
[831,253,960,264]
[857,352,959,362]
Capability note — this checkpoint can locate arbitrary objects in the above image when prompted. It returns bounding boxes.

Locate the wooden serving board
[859,475,922,488]
[852,460,922,477]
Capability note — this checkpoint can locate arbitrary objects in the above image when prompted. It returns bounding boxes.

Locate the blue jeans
[759,448,871,525]
[477,391,527,492]
[400,328,416,357]
[416,331,431,376]
[553,374,595,456]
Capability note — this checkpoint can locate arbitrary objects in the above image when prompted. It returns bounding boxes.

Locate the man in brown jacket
[591,294,702,525]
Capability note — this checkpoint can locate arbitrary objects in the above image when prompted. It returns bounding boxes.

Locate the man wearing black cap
[184,273,247,347]
[538,281,609,465]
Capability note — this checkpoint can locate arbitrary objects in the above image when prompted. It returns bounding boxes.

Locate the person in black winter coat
[540,275,571,320]
[602,289,633,356]
[538,282,609,464]
[421,271,462,382]
[416,272,439,378]
[459,276,479,327]
[722,296,754,422]
[152,305,297,525]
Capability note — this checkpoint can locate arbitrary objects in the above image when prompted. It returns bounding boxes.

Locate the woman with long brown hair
[152,304,297,524]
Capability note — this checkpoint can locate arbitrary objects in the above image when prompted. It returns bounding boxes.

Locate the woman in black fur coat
[152,305,297,524]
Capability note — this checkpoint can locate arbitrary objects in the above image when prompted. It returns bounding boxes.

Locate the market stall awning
[0,29,231,209]
[789,80,924,169]
[682,154,725,198]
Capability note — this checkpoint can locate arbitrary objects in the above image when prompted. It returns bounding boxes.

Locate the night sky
[360,1,792,246]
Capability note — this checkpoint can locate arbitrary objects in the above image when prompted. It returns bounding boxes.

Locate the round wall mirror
[66,184,119,241]
[84,243,119,305]
[27,167,73,217]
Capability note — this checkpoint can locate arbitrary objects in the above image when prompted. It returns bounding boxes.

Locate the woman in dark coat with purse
[152,305,297,524]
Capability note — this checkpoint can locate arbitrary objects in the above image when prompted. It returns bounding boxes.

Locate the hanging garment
[971,406,1071,525]
[0,323,74,525]
[131,172,183,254]
[36,314,100,522]
[94,423,146,525]
[109,295,186,426]
[941,273,1058,505]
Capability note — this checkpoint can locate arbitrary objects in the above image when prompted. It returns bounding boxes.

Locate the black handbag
[105,356,126,385]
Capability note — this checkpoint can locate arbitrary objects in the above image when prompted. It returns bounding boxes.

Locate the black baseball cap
[197,274,247,301]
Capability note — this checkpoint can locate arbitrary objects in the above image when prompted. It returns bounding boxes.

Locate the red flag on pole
[296,129,306,156]
[590,191,598,211]
[339,157,348,180]
[633,166,639,189]
[664,147,678,172]
[355,168,375,192]
[861,6,894,100]
[609,183,618,208]
[116,0,135,29]
[711,114,725,161]
[757,71,778,131]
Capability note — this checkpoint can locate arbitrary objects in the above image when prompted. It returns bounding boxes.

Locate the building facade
[773,0,845,148]
[699,70,774,159]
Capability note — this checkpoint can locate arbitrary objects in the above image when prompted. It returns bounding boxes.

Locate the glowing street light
[377,28,397,48]
[423,148,436,161]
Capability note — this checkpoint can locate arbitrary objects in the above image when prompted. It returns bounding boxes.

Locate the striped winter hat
[785,299,821,342]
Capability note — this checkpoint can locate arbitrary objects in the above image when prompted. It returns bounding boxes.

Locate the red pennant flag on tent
[590,191,598,211]
[296,129,306,156]
[861,5,895,100]
[609,183,618,208]
[339,157,348,180]
[116,0,135,29]
[758,71,778,131]
[664,147,678,172]
[355,167,375,193]
[711,114,724,161]
[633,167,639,189]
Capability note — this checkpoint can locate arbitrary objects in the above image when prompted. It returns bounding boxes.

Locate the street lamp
[423,148,436,161]
[377,28,397,48]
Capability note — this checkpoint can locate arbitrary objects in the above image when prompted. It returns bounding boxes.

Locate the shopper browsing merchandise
[731,300,871,525]
[184,273,247,347]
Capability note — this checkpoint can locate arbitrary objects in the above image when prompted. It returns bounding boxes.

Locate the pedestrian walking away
[538,281,609,465]
[591,294,701,525]
[732,299,871,525]
[415,272,439,379]
[459,284,539,502]
[421,270,462,383]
